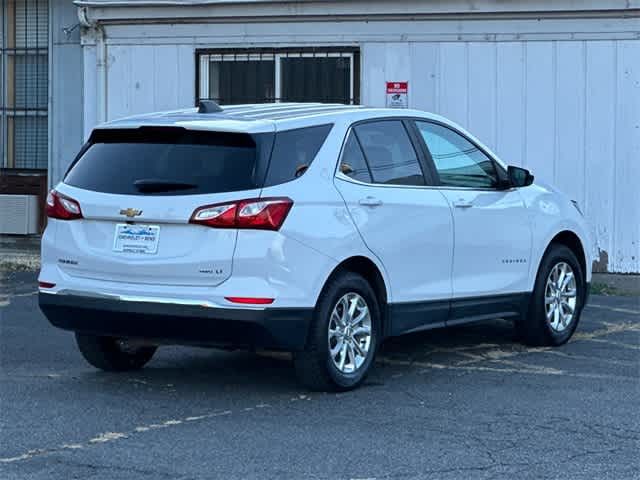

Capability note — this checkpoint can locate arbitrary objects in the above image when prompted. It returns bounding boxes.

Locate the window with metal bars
[1,0,49,170]
[196,48,360,106]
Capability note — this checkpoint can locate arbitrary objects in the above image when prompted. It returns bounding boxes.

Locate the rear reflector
[38,281,56,289]
[225,297,274,305]
[190,197,293,231]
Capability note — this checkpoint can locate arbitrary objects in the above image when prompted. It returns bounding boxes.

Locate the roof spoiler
[198,100,223,114]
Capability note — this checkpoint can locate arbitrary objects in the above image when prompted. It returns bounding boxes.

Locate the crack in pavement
[378,319,639,379]
[0,290,37,308]
[49,455,191,480]
[571,321,640,342]
[0,406,266,465]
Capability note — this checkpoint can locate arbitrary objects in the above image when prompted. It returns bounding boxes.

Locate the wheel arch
[319,255,390,338]
[540,230,587,282]
[519,229,588,347]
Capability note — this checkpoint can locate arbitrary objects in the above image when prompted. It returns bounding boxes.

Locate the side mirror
[507,165,534,188]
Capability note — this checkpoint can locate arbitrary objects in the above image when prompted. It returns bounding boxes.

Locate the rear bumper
[39,292,313,351]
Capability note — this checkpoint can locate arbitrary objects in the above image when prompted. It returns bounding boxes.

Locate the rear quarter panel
[258,118,394,305]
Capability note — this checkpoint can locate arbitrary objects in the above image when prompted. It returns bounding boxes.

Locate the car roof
[93,102,506,167]
[96,103,442,134]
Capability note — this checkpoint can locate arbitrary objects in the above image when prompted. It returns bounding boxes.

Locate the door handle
[359,196,383,207]
[452,198,473,209]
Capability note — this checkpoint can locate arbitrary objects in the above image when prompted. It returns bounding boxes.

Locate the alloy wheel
[328,292,372,374]
[544,262,578,332]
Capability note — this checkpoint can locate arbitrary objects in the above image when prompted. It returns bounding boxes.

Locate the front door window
[415,121,499,188]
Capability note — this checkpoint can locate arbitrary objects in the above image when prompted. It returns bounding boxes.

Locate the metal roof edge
[73,0,640,14]
[73,0,319,6]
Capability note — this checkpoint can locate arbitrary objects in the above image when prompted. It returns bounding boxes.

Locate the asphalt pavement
[1,271,639,480]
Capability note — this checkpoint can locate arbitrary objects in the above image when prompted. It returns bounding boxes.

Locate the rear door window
[353,121,425,186]
[65,128,266,196]
[263,124,333,186]
[338,130,372,183]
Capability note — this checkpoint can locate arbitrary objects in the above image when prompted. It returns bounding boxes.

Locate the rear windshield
[65,125,332,195]
[65,128,266,196]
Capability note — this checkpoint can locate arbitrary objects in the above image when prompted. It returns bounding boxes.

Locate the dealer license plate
[113,224,160,254]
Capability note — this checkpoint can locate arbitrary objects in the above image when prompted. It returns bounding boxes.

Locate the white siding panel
[613,41,640,272]
[496,42,525,166]
[153,46,179,111]
[524,42,555,179]
[361,43,387,107]
[106,45,131,120]
[584,41,617,268]
[106,45,196,120]
[177,45,196,107]
[130,47,156,115]
[408,43,438,112]
[384,43,411,88]
[438,43,468,127]
[468,43,497,151]
[82,45,98,140]
[555,42,586,206]
[50,44,83,185]
[363,42,436,111]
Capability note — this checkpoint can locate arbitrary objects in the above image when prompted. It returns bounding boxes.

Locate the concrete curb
[591,273,640,297]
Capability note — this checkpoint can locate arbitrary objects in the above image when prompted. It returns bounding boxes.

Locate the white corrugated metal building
[4,0,639,273]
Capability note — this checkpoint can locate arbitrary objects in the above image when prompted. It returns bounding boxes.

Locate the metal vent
[0,194,40,234]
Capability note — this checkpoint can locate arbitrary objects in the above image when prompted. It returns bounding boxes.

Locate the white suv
[39,102,592,391]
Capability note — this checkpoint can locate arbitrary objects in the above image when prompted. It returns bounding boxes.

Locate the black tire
[517,244,586,346]
[293,271,381,391]
[75,333,157,372]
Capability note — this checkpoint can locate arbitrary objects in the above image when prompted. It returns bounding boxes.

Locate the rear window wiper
[133,179,198,193]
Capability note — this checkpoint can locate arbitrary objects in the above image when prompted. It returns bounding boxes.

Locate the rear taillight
[190,197,293,231]
[46,190,83,220]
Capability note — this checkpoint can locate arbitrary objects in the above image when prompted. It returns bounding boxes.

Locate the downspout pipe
[78,7,107,125]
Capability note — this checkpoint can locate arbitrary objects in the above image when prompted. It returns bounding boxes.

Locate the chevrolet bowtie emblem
[120,208,143,218]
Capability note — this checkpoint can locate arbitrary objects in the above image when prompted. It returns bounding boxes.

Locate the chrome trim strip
[39,289,266,310]
[335,172,516,192]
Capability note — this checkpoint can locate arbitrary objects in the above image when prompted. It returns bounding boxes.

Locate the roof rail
[198,100,223,114]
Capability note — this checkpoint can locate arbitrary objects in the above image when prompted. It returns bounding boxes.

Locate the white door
[334,120,454,332]
[414,120,532,299]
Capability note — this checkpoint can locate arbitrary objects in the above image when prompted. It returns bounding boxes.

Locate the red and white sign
[386,81,408,108]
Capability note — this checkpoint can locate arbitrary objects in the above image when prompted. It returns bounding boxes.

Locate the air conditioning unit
[0,194,40,234]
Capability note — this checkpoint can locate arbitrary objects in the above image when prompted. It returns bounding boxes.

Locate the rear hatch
[55,126,274,287]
